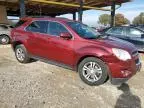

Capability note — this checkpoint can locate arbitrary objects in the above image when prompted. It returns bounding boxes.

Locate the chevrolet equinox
[11,17,141,86]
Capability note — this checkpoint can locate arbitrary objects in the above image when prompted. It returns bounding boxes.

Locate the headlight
[112,48,131,61]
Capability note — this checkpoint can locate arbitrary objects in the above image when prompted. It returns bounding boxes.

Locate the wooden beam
[29,0,111,11]
[78,0,83,22]
[20,0,26,17]
[73,12,76,20]
[111,1,115,27]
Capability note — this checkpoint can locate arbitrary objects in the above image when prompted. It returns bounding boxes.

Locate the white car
[0,24,12,44]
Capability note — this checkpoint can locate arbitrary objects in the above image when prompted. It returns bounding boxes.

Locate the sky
[59,0,144,27]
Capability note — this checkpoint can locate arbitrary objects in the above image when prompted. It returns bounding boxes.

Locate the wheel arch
[0,34,10,39]
[12,41,24,51]
[76,55,104,71]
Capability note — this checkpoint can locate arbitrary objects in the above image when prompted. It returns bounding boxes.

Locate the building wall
[0,5,8,24]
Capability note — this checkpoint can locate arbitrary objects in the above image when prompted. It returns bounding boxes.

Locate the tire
[0,34,10,45]
[15,44,31,63]
[78,57,108,86]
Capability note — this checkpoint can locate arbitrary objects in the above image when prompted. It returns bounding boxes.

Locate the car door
[25,21,50,57]
[46,21,74,66]
[125,27,144,50]
[105,27,126,40]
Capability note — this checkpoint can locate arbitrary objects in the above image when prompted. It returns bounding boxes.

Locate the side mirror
[60,32,72,40]
[141,34,144,38]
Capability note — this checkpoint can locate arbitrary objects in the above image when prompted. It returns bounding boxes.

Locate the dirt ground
[0,45,144,108]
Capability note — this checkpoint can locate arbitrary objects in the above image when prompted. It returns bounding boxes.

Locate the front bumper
[108,56,142,85]
[111,78,129,85]
[110,62,141,85]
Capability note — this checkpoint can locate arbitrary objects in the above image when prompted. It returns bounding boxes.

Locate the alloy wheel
[16,48,25,62]
[82,62,103,82]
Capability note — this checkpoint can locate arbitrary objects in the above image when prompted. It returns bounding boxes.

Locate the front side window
[126,28,142,37]
[67,21,100,39]
[26,21,48,34]
[48,22,68,36]
[106,27,123,35]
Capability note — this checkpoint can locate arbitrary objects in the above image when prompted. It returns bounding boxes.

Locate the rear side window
[26,21,48,34]
[107,27,123,35]
[14,20,26,28]
[48,22,68,36]
[126,28,142,37]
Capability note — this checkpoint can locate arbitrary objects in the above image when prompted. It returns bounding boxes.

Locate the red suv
[11,17,141,86]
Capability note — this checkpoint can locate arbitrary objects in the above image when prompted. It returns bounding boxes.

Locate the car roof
[20,16,74,23]
[111,26,142,29]
[106,26,144,32]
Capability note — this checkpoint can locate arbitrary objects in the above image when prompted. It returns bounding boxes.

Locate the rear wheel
[15,44,31,63]
[0,35,10,45]
[78,57,109,86]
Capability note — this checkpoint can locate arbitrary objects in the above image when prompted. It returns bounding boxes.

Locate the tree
[98,13,130,26]
[98,14,110,26]
[115,13,130,26]
[132,12,144,25]
[124,18,130,25]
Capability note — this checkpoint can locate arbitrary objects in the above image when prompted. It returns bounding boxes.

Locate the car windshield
[67,21,101,39]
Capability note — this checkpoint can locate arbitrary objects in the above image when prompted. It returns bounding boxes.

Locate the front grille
[132,50,141,65]
[135,58,140,65]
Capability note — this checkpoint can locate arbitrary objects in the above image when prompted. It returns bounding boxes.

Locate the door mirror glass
[60,32,72,40]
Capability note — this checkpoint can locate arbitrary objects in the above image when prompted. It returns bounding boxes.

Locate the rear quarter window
[26,21,48,34]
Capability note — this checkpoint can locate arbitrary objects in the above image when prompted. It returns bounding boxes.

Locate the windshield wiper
[97,34,108,39]
[84,34,105,39]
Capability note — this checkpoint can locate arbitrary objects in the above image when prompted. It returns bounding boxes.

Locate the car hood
[89,36,137,53]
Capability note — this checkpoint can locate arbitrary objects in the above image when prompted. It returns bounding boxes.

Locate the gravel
[0,45,144,108]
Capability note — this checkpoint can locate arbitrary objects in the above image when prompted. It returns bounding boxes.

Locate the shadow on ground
[115,83,141,108]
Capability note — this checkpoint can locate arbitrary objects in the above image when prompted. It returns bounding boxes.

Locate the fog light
[121,70,131,77]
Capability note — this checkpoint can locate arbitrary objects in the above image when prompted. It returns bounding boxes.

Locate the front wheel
[78,57,109,86]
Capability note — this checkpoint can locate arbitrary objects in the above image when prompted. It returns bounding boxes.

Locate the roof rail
[26,16,52,18]
[56,17,70,20]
